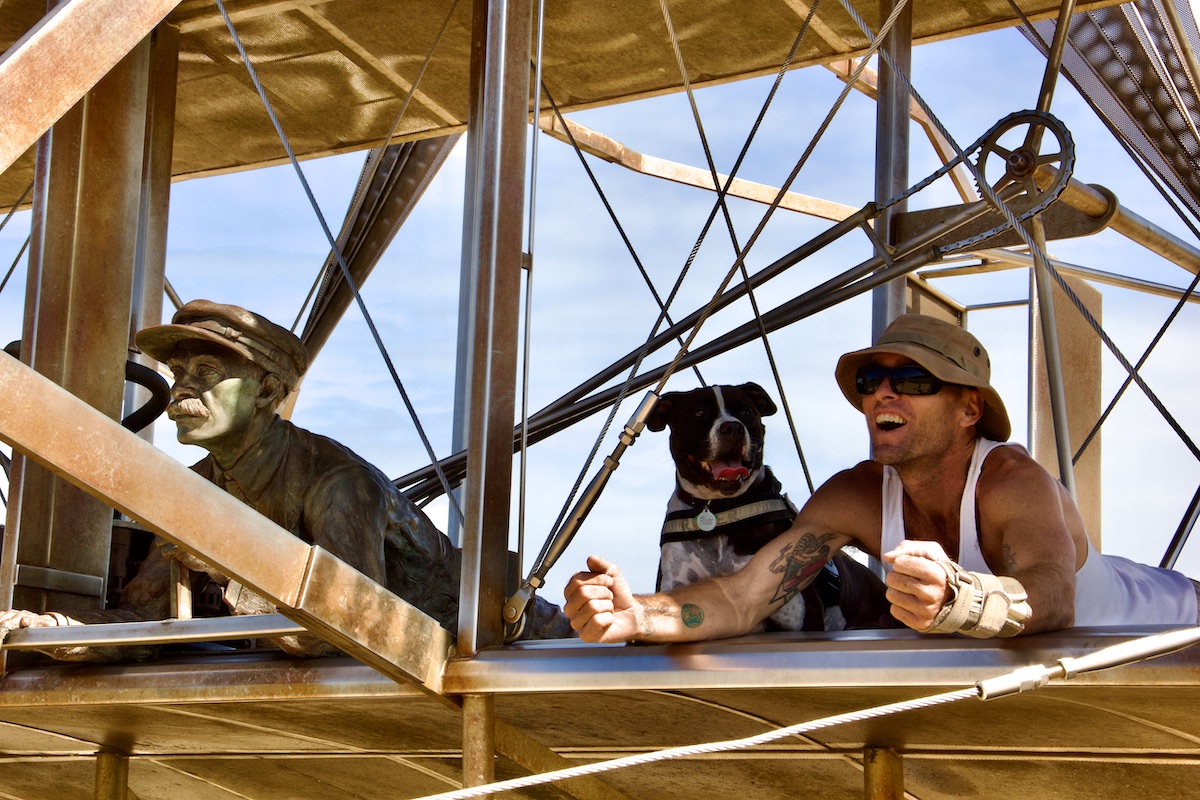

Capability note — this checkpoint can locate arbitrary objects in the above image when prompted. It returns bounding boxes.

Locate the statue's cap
[136,300,308,390]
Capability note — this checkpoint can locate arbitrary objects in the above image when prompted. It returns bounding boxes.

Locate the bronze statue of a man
[0,300,570,660]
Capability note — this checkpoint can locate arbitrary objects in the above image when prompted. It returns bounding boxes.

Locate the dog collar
[662,467,798,554]
[670,467,772,510]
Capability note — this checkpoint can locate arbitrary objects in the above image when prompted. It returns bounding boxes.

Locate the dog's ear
[646,394,676,432]
[739,382,778,417]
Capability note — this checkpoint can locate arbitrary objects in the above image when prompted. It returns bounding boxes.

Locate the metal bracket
[14,564,105,598]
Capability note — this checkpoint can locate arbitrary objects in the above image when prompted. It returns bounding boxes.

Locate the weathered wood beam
[0,0,182,175]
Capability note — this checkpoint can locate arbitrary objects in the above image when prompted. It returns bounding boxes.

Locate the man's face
[859,353,978,467]
[165,341,266,454]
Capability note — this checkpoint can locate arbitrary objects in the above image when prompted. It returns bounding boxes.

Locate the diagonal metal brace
[0,0,183,175]
[0,351,453,695]
[502,391,659,639]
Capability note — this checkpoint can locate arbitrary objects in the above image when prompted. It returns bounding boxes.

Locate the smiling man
[564,314,1200,643]
[0,300,570,660]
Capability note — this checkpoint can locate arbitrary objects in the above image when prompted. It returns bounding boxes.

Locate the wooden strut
[863,747,904,800]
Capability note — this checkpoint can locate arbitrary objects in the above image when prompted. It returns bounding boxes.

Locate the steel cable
[536,3,828,541]
[212,0,466,525]
[412,688,979,800]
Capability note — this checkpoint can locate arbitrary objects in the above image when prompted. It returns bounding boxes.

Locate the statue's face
[165,342,265,452]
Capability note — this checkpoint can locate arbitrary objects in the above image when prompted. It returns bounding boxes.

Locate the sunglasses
[855,364,945,396]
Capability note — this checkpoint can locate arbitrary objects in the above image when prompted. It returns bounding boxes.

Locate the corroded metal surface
[0,631,1198,798]
[0,0,1127,209]
[0,352,453,693]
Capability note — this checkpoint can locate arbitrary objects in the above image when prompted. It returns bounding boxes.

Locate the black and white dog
[647,382,895,632]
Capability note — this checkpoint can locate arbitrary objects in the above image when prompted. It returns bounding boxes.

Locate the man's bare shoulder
[813,459,885,498]
[978,443,1053,492]
[798,459,884,553]
[976,441,1082,551]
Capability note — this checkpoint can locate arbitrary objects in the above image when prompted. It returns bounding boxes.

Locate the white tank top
[880,437,1197,626]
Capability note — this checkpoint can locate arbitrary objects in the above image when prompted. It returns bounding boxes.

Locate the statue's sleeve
[215,464,392,657]
[299,464,389,584]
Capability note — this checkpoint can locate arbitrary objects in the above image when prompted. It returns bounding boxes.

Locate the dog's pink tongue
[713,462,749,481]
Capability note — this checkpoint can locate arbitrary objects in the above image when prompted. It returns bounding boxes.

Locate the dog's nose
[718,421,744,437]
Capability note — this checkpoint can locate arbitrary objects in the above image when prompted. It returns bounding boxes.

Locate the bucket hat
[834,314,1010,441]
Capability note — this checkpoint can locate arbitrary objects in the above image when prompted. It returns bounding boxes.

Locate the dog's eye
[738,408,753,418]
[692,409,708,419]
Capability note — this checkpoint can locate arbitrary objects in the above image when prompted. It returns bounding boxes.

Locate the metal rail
[1,613,305,651]
[1052,172,1200,276]
[0,352,454,696]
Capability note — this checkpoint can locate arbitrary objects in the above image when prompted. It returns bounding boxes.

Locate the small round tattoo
[681,604,704,628]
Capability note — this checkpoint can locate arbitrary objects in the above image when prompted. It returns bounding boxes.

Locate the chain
[874,109,1075,255]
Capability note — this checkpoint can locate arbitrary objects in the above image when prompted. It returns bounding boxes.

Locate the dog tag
[696,508,717,532]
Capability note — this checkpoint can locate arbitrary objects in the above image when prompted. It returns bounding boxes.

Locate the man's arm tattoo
[639,597,676,638]
[1003,543,1018,573]
[636,598,704,636]
[768,533,837,606]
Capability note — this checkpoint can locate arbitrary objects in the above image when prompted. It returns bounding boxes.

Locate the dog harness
[661,467,798,556]
[881,437,1199,627]
[659,466,849,629]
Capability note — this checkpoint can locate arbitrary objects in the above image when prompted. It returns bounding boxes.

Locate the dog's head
[647,382,778,500]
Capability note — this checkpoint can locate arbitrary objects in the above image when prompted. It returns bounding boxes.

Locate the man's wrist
[629,595,655,641]
[922,559,1031,638]
[634,594,688,641]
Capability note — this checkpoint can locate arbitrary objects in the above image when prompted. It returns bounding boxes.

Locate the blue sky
[2,22,1200,607]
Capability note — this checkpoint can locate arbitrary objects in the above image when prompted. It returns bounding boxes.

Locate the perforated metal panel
[1024,1,1200,221]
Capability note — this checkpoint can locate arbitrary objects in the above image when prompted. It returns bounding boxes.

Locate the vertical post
[455,0,533,656]
[462,693,496,788]
[1025,0,1079,497]
[865,0,912,579]
[169,561,192,620]
[871,0,913,340]
[125,24,179,439]
[4,35,151,624]
[1029,219,1076,497]
[863,746,904,800]
[94,750,129,800]
[454,0,531,786]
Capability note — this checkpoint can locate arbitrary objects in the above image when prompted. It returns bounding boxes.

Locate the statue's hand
[161,543,230,585]
[0,609,76,641]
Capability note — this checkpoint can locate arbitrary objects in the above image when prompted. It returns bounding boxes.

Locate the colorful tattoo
[681,604,704,628]
[768,533,836,606]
